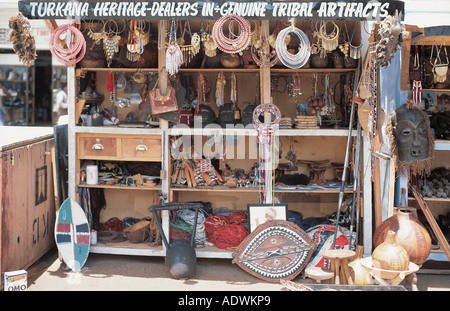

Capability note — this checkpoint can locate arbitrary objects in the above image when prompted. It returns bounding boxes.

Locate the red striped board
[232,220,317,282]
[55,198,90,272]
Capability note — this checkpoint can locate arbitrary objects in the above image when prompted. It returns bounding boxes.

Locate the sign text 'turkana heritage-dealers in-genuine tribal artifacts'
[19,0,404,21]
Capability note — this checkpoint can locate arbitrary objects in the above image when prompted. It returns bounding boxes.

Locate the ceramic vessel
[373,208,432,265]
[310,53,329,68]
[220,53,241,68]
[348,246,373,285]
[372,230,410,271]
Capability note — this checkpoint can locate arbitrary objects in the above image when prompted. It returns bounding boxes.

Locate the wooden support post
[400,27,412,91]
[67,66,76,200]
[158,21,169,130]
[44,19,58,32]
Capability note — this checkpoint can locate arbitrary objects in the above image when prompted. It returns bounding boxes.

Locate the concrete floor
[25,247,450,292]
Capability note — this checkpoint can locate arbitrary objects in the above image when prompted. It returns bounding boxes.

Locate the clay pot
[344,56,358,68]
[241,49,258,69]
[372,230,410,271]
[348,246,373,285]
[275,49,296,67]
[220,53,241,68]
[332,50,344,68]
[310,53,329,68]
[373,208,432,265]
[117,44,158,68]
[203,52,223,68]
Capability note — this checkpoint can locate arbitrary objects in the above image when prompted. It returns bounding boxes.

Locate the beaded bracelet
[275,25,310,69]
[212,14,251,54]
[50,24,86,66]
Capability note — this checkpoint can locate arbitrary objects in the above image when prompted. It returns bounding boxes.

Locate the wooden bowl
[123,220,151,243]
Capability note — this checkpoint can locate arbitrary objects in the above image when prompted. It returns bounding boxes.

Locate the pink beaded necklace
[50,24,86,66]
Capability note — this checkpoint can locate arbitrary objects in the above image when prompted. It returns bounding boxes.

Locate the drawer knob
[136,144,148,151]
[92,143,104,150]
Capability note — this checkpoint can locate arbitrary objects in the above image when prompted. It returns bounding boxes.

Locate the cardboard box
[4,270,27,291]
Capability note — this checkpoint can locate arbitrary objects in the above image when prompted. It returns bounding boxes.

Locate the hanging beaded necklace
[349,22,363,60]
[50,24,86,66]
[166,19,184,76]
[215,72,226,107]
[251,23,278,68]
[179,21,200,64]
[319,21,339,52]
[253,103,280,204]
[102,20,122,67]
[200,20,218,58]
[212,14,251,55]
[275,21,311,69]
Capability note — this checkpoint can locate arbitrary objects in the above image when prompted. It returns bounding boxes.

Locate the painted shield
[55,198,90,272]
[232,220,317,282]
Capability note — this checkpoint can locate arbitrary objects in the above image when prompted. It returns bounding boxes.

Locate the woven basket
[123,220,151,243]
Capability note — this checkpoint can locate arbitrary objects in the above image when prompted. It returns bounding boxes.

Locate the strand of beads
[253,103,280,204]
[166,19,184,75]
[50,24,86,66]
[212,14,251,54]
[275,24,311,69]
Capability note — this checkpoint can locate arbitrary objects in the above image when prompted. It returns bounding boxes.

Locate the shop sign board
[18,0,404,21]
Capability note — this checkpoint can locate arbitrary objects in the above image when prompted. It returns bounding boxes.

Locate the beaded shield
[232,220,316,282]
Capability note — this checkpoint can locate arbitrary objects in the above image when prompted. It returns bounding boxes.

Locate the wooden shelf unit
[67,19,367,258]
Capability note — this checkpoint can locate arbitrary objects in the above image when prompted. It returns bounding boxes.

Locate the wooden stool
[310,167,328,184]
[322,249,356,285]
[305,267,334,283]
[298,160,329,185]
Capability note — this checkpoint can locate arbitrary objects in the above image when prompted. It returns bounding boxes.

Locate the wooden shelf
[434,140,450,151]
[77,67,158,76]
[408,197,450,203]
[171,184,353,193]
[179,68,260,73]
[77,67,356,76]
[0,79,27,83]
[271,68,356,73]
[89,240,234,258]
[90,241,165,256]
[422,89,450,92]
[167,127,358,137]
[79,184,161,191]
[75,126,164,135]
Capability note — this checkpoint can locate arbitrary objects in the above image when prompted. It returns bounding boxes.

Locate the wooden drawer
[122,137,161,161]
[79,136,117,158]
